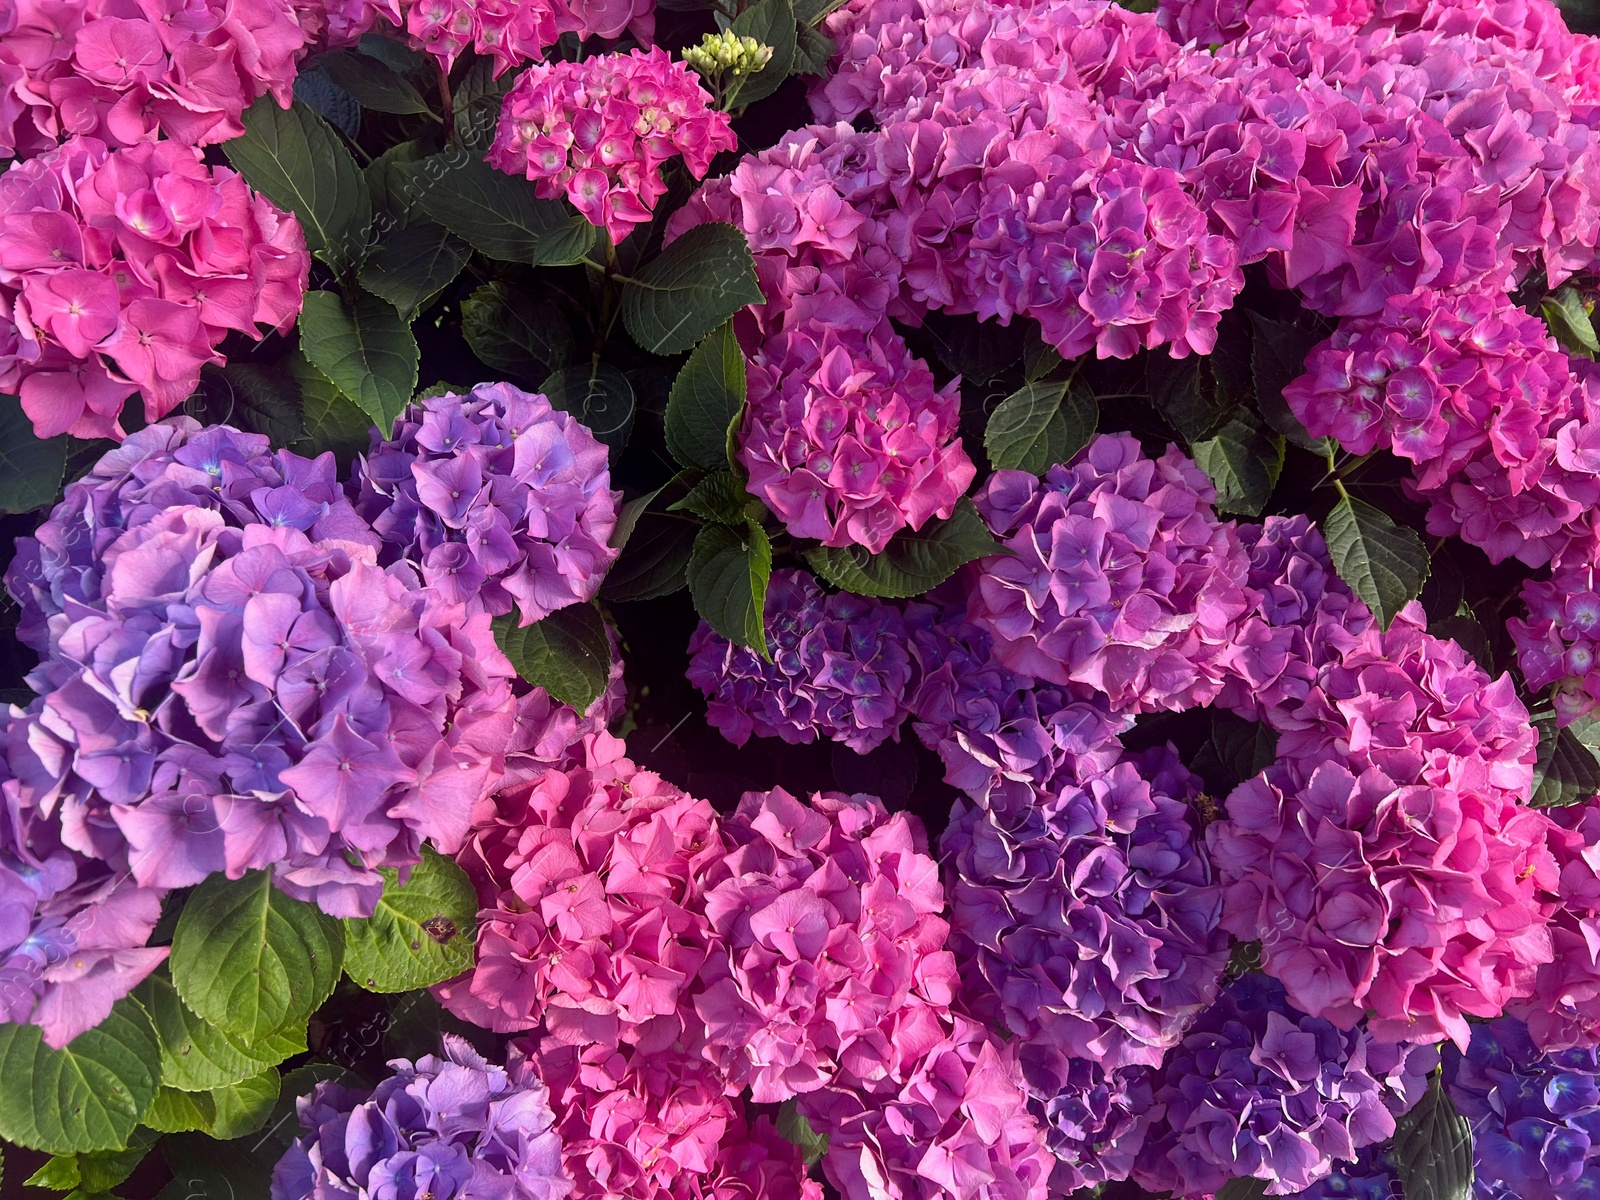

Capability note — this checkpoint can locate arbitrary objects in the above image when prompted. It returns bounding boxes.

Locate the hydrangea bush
[6,1,1600,1199]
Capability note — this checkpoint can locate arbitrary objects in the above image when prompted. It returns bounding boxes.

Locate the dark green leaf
[1226,940,1263,978]
[415,152,595,266]
[793,24,836,74]
[213,363,305,446]
[1393,1075,1474,1200]
[1532,716,1600,808]
[1146,353,1228,442]
[169,870,343,1046]
[292,70,361,139]
[984,379,1096,474]
[1210,713,1278,786]
[1324,494,1430,631]
[666,322,747,470]
[461,282,574,382]
[806,498,1004,599]
[358,33,429,75]
[342,847,479,992]
[688,520,772,656]
[0,998,160,1154]
[0,393,67,513]
[602,515,698,602]
[29,1129,158,1194]
[542,362,635,457]
[492,602,612,711]
[1191,413,1284,517]
[312,49,433,116]
[776,1099,829,1166]
[290,350,372,468]
[621,223,763,356]
[1543,286,1600,358]
[360,221,470,319]
[223,98,372,276]
[671,471,750,524]
[920,311,1031,385]
[1247,311,1330,453]
[366,141,426,226]
[451,56,517,152]
[1215,1179,1270,1200]
[1433,610,1494,676]
[298,290,419,437]
[135,971,305,1093]
[725,0,798,106]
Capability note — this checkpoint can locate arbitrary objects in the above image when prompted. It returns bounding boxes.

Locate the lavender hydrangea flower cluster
[686,568,916,755]
[1445,1016,1600,1200]
[271,1035,572,1200]
[1131,975,1438,1198]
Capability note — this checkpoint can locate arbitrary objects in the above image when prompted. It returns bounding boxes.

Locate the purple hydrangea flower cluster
[1029,1058,1157,1195]
[354,382,620,626]
[941,746,1229,1073]
[685,568,916,755]
[1131,974,1438,1198]
[969,433,1256,715]
[1445,1016,1600,1200]
[272,1035,572,1200]
[1276,1146,1400,1200]
[1513,567,1600,726]
[905,596,1131,811]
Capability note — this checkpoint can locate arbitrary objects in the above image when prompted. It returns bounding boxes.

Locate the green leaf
[1532,716,1600,807]
[793,23,836,74]
[342,846,478,992]
[1434,608,1495,675]
[666,322,747,471]
[601,514,698,602]
[984,379,1097,474]
[27,1154,82,1190]
[541,362,636,458]
[1543,286,1600,358]
[776,1099,829,1166]
[312,49,433,116]
[136,971,305,1093]
[1191,413,1284,517]
[415,152,595,266]
[1248,311,1331,453]
[671,471,750,525]
[29,1129,158,1194]
[1215,1179,1270,1200]
[143,1088,213,1135]
[298,290,419,437]
[359,221,470,320]
[366,140,426,226]
[1146,353,1227,443]
[621,223,763,356]
[725,0,798,106]
[1393,1075,1474,1200]
[169,870,343,1046]
[290,350,372,468]
[1323,494,1430,631]
[461,282,574,382]
[688,520,772,656]
[206,1068,280,1140]
[0,392,67,513]
[1210,712,1278,786]
[210,363,305,446]
[223,98,372,277]
[805,498,1004,599]
[0,998,161,1154]
[492,602,612,711]
[451,55,517,152]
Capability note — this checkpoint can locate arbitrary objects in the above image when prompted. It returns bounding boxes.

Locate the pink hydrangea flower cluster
[354,382,620,627]
[1286,291,1600,568]
[523,1040,819,1200]
[1508,800,1600,1054]
[795,1013,1055,1200]
[1209,609,1554,1049]
[0,0,314,157]
[686,568,917,755]
[740,320,973,553]
[1512,566,1600,725]
[488,49,735,245]
[694,787,958,1103]
[968,433,1256,715]
[0,137,309,440]
[437,732,725,1045]
[324,0,654,74]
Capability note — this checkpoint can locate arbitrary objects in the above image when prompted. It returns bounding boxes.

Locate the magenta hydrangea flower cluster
[1444,1016,1600,1200]
[0,137,309,439]
[0,0,315,156]
[970,433,1256,715]
[686,567,916,754]
[488,49,734,244]
[1510,800,1600,1054]
[354,381,620,626]
[271,1035,572,1200]
[1513,567,1600,726]
[1286,290,1600,569]
[1131,975,1438,1197]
